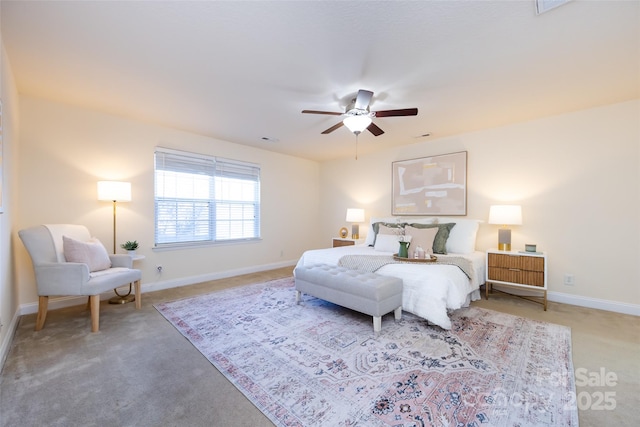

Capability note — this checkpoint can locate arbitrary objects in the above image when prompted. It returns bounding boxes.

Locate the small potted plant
[120,240,139,255]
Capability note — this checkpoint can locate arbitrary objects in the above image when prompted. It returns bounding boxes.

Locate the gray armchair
[18,224,142,332]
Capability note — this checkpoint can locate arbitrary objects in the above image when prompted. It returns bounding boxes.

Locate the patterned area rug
[155,277,579,426]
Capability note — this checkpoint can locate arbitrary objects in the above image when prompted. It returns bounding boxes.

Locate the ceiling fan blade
[374,108,418,117]
[321,121,345,134]
[301,110,343,116]
[354,89,374,110]
[367,122,384,136]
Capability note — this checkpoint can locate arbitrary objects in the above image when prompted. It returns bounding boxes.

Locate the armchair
[18,224,142,332]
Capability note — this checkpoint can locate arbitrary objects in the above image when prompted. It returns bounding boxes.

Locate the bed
[295,217,485,329]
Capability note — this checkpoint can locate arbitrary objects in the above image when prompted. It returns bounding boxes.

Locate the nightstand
[485,249,548,310]
[332,238,357,247]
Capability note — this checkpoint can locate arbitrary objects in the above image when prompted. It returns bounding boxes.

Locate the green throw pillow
[408,222,456,254]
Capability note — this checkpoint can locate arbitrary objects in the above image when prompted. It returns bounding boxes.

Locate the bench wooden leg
[394,306,402,321]
[373,316,382,333]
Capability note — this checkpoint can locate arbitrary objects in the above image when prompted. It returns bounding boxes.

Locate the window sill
[152,238,262,251]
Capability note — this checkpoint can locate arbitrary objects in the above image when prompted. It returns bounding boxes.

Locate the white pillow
[373,234,401,253]
[63,236,112,272]
[436,217,481,254]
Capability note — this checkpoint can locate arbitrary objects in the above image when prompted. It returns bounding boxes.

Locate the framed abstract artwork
[392,151,467,216]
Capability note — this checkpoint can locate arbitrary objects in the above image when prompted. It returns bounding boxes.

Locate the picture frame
[392,151,467,216]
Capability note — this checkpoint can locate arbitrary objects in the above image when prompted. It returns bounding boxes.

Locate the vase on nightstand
[398,241,410,258]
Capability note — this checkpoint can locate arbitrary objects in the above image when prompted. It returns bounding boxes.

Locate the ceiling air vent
[536,0,571,15]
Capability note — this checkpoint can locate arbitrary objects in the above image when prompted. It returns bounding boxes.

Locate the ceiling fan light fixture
[302,89,417,137]
[343,114,372,134]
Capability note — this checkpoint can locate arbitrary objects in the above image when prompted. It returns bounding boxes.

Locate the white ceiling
[2,1,638,161]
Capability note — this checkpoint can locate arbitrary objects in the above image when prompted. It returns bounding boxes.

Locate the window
[154,147,260,247]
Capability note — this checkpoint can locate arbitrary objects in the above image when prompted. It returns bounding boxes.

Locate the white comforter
[295,245,485,329]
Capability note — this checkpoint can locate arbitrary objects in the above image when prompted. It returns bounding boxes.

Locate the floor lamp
[97,181,134,303]
[97,181,131,252]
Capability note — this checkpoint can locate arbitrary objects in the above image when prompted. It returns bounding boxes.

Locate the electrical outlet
[157,265,163,273]
[564,274,575,286]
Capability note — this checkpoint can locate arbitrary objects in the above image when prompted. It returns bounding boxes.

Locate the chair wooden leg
[35,296,48,331]
[89,295,100,332]
[134,280,141,309]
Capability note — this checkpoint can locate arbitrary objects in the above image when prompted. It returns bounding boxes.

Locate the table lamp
[488,205,522,251]
[345,208,365,239]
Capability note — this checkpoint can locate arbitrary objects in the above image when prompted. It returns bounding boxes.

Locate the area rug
[155,277,579,426]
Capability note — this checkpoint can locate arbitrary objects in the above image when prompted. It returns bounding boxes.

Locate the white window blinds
[154,147,260,246]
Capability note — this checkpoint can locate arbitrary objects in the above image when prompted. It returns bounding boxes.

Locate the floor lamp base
[108,284,135,304]
[109,294,135,304]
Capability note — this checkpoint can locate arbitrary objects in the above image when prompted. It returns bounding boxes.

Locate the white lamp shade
[97,181,131,202]
[343,115,372,134]
[345,208,365,223]
[488,205,522,225]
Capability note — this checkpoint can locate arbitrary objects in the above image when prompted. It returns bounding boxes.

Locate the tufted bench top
[294,263,402,300]
[294,263,403,332]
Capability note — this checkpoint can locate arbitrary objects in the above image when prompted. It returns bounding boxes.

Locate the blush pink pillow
[63,236,112,272]
[404,225,438,255]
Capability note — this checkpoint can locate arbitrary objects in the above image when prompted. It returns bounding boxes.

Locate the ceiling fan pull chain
[355,134,359,160]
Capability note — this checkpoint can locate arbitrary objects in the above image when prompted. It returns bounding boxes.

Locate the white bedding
[295,244,485,329]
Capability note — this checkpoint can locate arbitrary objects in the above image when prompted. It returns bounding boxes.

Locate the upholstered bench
[294,263,403,332]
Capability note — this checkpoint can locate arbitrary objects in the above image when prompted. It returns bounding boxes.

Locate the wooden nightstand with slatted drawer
[486,249,548,310]
[332,238,356,247]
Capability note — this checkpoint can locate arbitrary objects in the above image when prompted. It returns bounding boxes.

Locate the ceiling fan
[302,89,418,136]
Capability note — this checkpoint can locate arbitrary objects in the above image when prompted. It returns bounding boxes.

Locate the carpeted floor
[155,277,578,426]
[1,267,638,426]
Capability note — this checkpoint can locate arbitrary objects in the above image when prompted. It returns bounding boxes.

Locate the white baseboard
[0,309,21,370]
[19,291,127,316]
[142,259,296,294]
[487,284,640,316]
[548,290,640,316]
[16,259,297,316]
